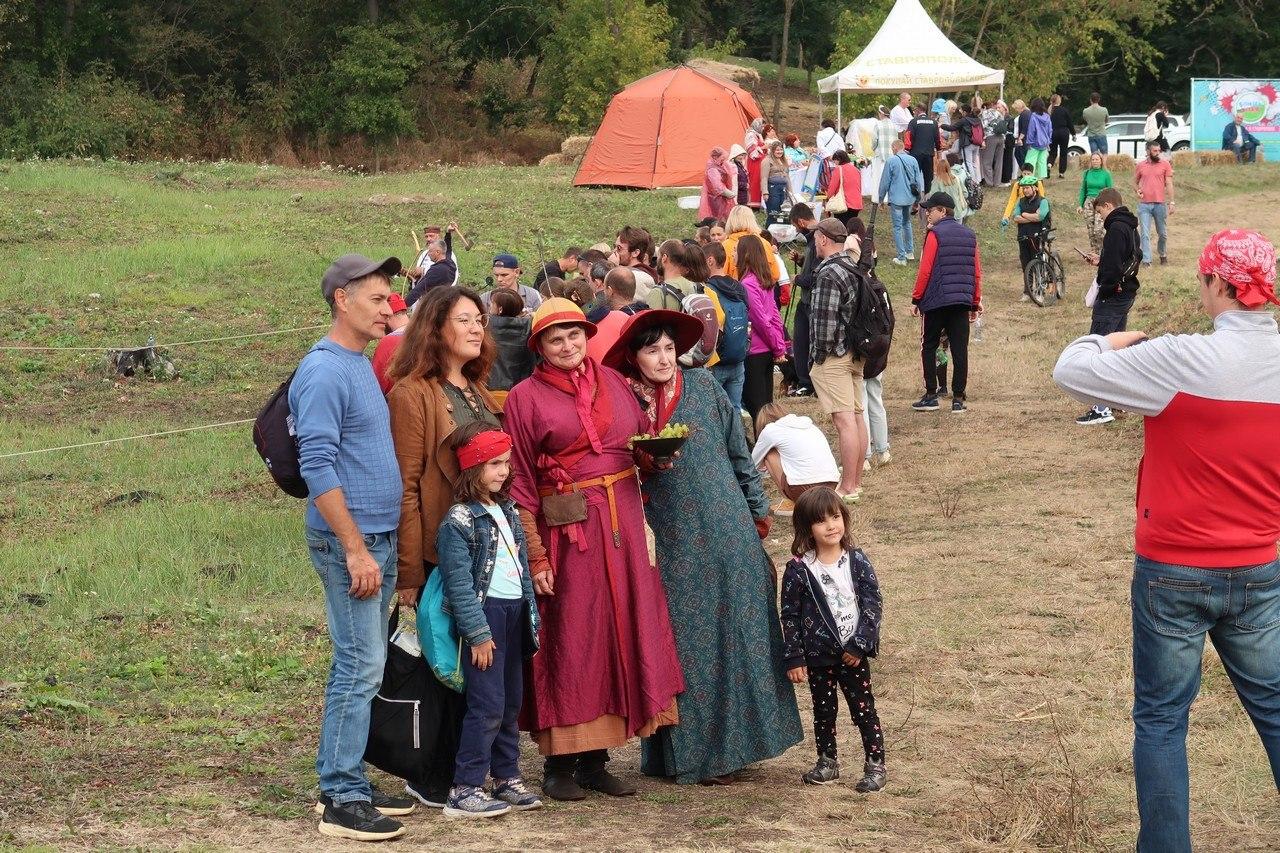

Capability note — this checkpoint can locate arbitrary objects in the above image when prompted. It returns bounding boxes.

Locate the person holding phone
[1074,187,1141,425]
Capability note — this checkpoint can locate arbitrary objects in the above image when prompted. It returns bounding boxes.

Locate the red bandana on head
[455,430,512,470]
[1198,229,1279,308]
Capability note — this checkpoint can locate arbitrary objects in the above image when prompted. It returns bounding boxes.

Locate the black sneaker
[802,755,840,785]
[937,385,949,398]
[404,779,448,809]
[319,800,405,842]
[854,759,888,793]
[951,399,967,414]
[316,787,416,817]
[1075,407,1114,425]
[911,394,940,412]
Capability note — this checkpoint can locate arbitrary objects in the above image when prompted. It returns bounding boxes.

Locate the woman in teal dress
[603,310,802,785]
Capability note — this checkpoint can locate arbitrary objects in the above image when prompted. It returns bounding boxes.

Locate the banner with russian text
[1191,78,1280,160]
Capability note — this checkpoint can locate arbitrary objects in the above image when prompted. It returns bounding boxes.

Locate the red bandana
[455,430,512,470]
[1199,229,1278,308]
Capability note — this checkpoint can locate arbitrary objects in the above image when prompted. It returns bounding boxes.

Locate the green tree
[326,23,420,170]
[542,0,674,131]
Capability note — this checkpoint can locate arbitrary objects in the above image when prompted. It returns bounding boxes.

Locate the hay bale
[1104,153,1136,174]
[1198,150,1238,167]
[1170,150,1198,169]
[687,58,761,89]
[560,135,593,159]
[538,152,569,167]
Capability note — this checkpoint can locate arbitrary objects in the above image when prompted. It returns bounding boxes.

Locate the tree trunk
[63,0,76,39]
[771,0,796,122]
[367,0,379,24]
[526,54,544,98]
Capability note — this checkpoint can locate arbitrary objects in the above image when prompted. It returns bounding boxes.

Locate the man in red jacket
[1053,229,1280,853]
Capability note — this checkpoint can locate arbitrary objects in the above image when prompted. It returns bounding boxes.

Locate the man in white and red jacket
[1053,229,1280,853]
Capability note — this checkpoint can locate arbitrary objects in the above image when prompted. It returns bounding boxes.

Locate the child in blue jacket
[436,422,541,819]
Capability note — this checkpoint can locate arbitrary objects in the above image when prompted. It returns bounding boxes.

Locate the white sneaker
[874,451,892,467]
[863,458,872,472]
[891,257,907,266]
[906,254,916,261]
[1020,294,1030,302]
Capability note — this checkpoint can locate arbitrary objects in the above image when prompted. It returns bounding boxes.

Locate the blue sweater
[288,338,402,533]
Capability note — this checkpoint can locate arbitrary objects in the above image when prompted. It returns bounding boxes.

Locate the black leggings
[921,305,970,399]
[807,659,884,763]
[1048,129,1071,175]
[742,351,775,427]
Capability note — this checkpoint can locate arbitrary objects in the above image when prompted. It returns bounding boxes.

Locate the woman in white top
[751,402,840,515]
[816,119,845,161]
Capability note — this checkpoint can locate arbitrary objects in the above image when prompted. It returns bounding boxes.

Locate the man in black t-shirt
[905,109,940,197]
[532,247,583,290]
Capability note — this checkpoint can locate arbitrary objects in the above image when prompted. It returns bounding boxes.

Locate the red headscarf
[1198,229,1278,308]
[455,430,512,470]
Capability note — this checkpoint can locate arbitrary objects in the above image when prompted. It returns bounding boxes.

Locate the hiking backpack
[700,278,750,365]
[252,370,308,498]
[833,257,895,379]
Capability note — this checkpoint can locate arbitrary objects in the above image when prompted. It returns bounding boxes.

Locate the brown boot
[541,755,586,801]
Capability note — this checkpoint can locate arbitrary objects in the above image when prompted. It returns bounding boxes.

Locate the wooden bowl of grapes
[629,423,691,462]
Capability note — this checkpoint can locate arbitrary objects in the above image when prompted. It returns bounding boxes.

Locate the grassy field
[2,157,1279,851]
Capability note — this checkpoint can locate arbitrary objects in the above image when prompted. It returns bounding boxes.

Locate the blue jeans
[1229,141,1259,163]
[455,597,526,787]
[1088,134,1108,154]
[710,361,746,412]
[766,177,787,216]
[306,526,399,803]
[890,204,914,260]
[1137,202,1167,263]
[1131,555,1280,853]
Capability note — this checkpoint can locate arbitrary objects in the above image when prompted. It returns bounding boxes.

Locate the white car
[1068,114,1190,159]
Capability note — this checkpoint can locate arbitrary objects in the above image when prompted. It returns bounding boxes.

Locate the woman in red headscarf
[603,310,802,786]
[503,298,684,803]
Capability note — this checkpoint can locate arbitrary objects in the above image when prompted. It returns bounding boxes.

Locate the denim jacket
[780,547,882,669]
[435,499,540,655]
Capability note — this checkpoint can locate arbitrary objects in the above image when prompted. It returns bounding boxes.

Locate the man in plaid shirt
[808,217,869,502]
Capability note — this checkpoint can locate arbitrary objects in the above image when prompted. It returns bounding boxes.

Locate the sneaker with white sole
[802,755,840,785]
[1075,407,1114,425]
[492,777,543,811]
[873,451,892,467]
[891,257,907,266]
[912,394,940,411]
[951,398,967,414]
[443,785,511,819]
[315,787,416,817]
[318,800,405,841]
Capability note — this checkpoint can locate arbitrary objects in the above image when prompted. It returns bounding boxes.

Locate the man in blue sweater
[877,140,925,266]
[910,193,983,413]
[289,253,414,842]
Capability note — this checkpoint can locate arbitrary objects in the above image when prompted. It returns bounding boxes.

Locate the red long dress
[506,364,684,755]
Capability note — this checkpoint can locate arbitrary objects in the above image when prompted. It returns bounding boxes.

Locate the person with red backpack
[910,193,983,414]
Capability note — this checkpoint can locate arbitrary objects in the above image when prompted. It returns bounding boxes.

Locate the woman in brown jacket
[385,285,501,807]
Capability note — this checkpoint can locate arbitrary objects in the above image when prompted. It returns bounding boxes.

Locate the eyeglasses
[450,313,489,328]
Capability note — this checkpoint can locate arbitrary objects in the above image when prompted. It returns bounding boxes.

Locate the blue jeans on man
[307,527,399,803]
[1088,134,1108,154]
[1137,202,1167,264]
[1228,140,1259,163]
[890,204,914,260]
[1130,555,1280,853]
[710,361,746,412]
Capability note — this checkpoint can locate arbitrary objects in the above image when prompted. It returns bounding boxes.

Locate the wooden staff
[410,229,421,254]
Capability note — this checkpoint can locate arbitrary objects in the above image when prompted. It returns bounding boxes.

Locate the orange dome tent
[573,66,763,189]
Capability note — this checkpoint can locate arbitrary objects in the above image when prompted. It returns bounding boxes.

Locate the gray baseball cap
[321,254,402,303]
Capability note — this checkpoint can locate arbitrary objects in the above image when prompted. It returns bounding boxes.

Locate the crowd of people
[279,86,1277,850]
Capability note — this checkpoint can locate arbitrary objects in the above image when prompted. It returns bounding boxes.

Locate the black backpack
[252,370,308,498]
[965,174,984,211]
[833,257,895,379]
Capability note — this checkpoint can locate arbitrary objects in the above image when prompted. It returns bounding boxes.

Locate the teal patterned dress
[639,368,803,783]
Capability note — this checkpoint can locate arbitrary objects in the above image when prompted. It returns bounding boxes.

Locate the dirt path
[10,183,1280,853]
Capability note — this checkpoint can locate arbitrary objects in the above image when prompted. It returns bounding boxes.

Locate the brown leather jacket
[387,376,500,589]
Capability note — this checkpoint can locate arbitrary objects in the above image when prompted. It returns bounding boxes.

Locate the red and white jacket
[1053,310,1280,568]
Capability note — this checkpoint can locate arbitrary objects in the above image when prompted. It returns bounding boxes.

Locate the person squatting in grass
[780,487,886,792]
[291,254,418,842]
[435,423,543,819]
[1053,229,1280,853]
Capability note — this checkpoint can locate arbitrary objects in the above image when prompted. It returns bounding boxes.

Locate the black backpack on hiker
[252,371,308,498]
[831,256,895,380]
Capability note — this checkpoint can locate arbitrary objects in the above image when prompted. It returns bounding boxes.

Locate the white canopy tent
[817,0,1005,128]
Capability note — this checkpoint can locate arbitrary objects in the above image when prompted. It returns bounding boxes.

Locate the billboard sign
[1191,78,1280,160]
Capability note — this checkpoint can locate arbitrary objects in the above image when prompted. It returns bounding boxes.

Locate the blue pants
[1088,134,1108,154]
[455,596,526,788]
[1228,141,1259,163]
[307,527,398,804]
[710,360,746,412]
[766,177,787,217]
[1131,555,1280,853]
[1137,202,1167,263]
[890,204,914,260]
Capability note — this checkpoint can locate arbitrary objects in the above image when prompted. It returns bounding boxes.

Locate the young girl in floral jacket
[780,486,886,791]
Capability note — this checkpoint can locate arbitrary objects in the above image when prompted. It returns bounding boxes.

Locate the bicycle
[1019,228,1066,307]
